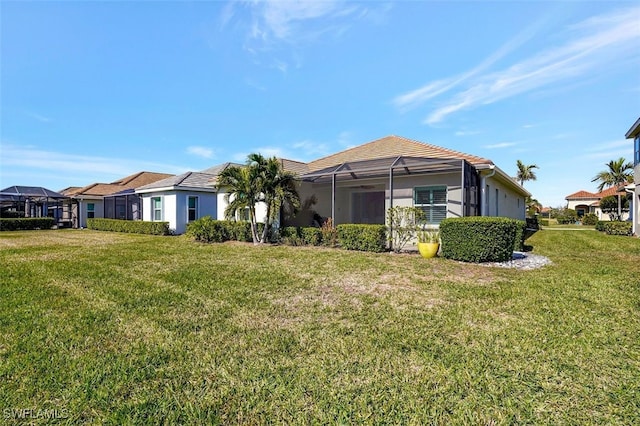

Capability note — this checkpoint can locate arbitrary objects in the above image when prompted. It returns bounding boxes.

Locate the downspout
[331,173,336,225]
[480,166,496,216]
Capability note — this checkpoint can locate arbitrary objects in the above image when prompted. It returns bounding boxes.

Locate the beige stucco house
[295,135,530,226]
[565,186,631,222]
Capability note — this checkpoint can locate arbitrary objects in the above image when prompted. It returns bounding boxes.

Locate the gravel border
[481,252,552,270]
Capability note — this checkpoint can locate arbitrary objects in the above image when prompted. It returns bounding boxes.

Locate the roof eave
[625,117,640,139]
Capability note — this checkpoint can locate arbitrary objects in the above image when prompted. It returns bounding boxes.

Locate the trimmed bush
[557,209,578,225]
[595,220,606,232]
[513,220,527,252]
[582,213,598,226]
[603,221,632,236]
[337,224,387,252]
[0,211,24,218]
[0,217,55,231]
[300,227,322,246]
[439,217,517,263]
[87,218,170,235]
[539,219,550,226]
[186,216,229,243]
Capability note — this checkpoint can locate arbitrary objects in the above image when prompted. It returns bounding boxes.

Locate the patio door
[352,191,385,224]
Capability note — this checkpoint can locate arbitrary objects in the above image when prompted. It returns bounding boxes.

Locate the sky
[1,1,639,207]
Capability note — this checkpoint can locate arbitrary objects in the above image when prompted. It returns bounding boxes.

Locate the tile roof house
[60,171,174,228]
[565,185,631,221]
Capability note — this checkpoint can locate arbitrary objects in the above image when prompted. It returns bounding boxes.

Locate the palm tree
[217,153,301,244]
[257,156,300,243]
[217,163,261,244]
[516,160,539,187]
[591,157,633,220]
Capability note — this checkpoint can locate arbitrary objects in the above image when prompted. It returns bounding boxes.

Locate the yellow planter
[418,242,439,258]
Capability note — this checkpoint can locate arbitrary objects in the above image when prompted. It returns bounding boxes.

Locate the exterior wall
[297,172,475,226]
[216,190,268,224]
[485,176,526,220]
[77,198,103,228]
[141,191,217,234]
[566,198,630,221]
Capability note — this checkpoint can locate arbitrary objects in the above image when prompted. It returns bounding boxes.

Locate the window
[238,207,250,222]
[495,188,499,216]
[87,203,95,219]
[414,186,447,224]
[188,196,198,222]
[152,197,162,221]
[635,135,640,166]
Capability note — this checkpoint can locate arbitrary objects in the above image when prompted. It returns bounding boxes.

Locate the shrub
[0,210,24,218]
[581,213,598,226]
[321,218,338,248]
[300,227,322,246]
[186,216,229,243]
[603,221,632,236]
[0,217,55,231]
[87,218,170,235]
[595,220,606,232]
[556,209,578,224]
[539,219,550,226]
[513,220,527,252]
[439,217,517,263]
[337,224,387,252]
[386,206,424,253]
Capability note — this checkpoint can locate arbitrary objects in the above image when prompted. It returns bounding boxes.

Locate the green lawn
[1,230,639,424]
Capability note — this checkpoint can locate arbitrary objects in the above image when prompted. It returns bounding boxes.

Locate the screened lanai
[0,186,72,225]
[300,156,481,225]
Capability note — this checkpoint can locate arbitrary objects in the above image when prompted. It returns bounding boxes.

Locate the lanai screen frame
[300,156,481,236]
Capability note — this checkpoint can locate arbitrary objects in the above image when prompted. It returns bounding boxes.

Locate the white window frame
[87,203,95,219]
[151,197,162,221]
[414,185,447,224]
[187,196,199,222]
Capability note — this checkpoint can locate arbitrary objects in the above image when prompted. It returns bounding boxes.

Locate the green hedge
[87,218,170,235]
[513,220,527,252]
[603,221,632,236]
[0,211,24,218]
[595,220,606,232]
[439,217,517,263]
[186,217,267,243]
[336,224,387,252]
[0,217,55,231]
[581,213,598,226]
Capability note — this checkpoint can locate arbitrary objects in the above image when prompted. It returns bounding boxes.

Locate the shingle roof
[136,171,218,191]
[64,171,175,197]
[199,162,244,175]
[110,171,174,187]
[307,135,492,172]
[280,158,309,175]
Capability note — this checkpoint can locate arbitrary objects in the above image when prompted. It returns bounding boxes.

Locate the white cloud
[186,145,215,159]
[224,1,389,71]
[0,144,188,186]
[395,7,640,124]
[484,142,517,149]
[455,130,481,137]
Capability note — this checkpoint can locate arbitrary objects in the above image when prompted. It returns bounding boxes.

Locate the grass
[1,229,639,424]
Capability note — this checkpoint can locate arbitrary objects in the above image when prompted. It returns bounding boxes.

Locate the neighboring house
[565,186,631,221]
[60,171,173,228]
[296,135,529,226]
[136,160,308,234]
[0,186,69,224]
[626,116,640,236]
